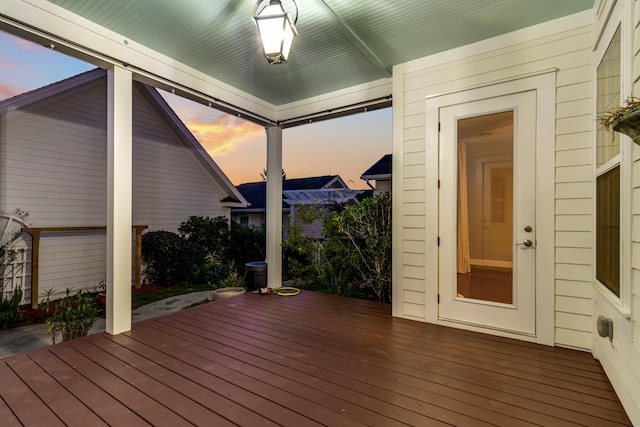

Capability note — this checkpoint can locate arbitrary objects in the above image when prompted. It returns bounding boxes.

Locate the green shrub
[330,192,392,302]
[230,222,265,267]
[176,216,267,285]
[1,209,29,329]
[141,216,266,288]
[179,216,230,259]
[42,288,98,344]
[282,204,324,284]
[317,216,361,298]
[217,268,246,289]
[142,230,196,286]
[281,193,392,302]
[0,288,22,329]
[178,216,231,284]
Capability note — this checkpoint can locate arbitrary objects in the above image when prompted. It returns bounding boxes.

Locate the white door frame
[424,71,556,345]
[439,91,536,336]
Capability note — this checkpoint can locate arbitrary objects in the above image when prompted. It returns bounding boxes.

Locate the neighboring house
[232,175,361,238]
[0,69,247,304]
[360,154,391,194]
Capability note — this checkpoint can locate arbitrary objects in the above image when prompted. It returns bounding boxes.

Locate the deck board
[0,290,633,426]
[4,355,106,426]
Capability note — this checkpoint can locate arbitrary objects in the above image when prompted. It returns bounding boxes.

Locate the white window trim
[592,0,632,314]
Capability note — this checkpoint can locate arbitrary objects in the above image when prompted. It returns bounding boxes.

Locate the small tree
[318,213,360,297]
[282,203,324,284]
[281,195,392,302]
[330,192,392,303]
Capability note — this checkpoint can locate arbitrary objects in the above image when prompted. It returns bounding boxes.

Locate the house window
[240,216,249,227]
[596,165,620,296]
[596,26,621,168]
[595,26,621,297]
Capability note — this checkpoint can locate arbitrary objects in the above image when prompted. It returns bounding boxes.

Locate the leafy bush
[0,288,22,329]
[178,216,232,284]
[217,268,246,289]
[1,209,29,329]
[317,216,361,298]
[142,230,196,286]
[41,288,98,344]
[331,192,392,303]
[282,204,323,284]
[179,216,230,259]
[177,216,266,285]
[229,221,265,267]
[282,193,392,302]
[139,216,264,289]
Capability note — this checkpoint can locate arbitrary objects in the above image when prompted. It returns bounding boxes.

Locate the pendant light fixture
[252,0,298,64]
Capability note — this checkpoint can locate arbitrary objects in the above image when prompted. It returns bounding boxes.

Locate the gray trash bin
[245,261,267,291]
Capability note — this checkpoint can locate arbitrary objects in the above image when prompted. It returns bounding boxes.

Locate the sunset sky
[0,31,391,189]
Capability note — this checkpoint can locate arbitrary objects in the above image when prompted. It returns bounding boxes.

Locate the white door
[438,91,537,336]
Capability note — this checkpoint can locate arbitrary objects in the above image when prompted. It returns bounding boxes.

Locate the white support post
[106,66,133,334]
[265,126,283,288]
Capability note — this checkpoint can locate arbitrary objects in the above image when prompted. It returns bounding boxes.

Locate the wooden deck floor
[0,290,632,426]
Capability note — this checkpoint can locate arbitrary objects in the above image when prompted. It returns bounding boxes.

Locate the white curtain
[457,142,471,274]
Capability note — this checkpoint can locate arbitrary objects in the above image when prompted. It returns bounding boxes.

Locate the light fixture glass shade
[253,1,298,64]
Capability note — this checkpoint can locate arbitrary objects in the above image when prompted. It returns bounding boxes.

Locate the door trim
[424,71,556,345]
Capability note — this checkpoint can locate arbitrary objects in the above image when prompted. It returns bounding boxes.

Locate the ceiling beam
[315,0,392,77]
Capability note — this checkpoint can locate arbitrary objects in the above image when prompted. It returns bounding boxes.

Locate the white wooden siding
[395,15,594,348]
[589,0,640,424]
[131,84,229,231]
[0,78,232,299]
[632,0,640,384]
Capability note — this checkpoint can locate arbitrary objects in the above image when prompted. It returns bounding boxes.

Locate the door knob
[519,239,533,247]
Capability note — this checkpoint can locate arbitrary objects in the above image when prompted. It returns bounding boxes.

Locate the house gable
[0,70,245,297]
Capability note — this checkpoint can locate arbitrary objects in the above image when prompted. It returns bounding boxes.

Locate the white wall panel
[395,16,594,349]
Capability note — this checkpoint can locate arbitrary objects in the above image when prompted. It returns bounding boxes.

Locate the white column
[265,126,283,288]
[106,66,133,334]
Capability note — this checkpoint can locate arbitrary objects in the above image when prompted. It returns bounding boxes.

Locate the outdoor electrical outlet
[597,316,614,340]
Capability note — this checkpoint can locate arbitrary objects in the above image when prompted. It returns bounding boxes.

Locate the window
[595,26,622,297]
[596,165,620,296]
[596,26,621,168]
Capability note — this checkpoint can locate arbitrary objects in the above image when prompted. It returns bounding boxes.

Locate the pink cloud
[160,91,263,156]
[0,57,17,72]
[185,116,263,157]
[0,83,21,101]
[12,36,42,51]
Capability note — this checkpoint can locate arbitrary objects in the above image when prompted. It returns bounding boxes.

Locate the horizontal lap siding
[1,82,108,226]
[555,58,593,349]
[131,86,229,231]
[399,21,593,348]
[597,0,640,423]
[38,234,109,296]
[1,79,230,299]
[633,0,640,397]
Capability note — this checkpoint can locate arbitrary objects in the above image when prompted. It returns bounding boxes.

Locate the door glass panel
[456,111,514,304]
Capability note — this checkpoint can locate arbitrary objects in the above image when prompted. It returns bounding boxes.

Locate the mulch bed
[5,284,167,329]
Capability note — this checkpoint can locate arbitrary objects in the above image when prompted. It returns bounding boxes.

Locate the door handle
[517,239,533,247]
